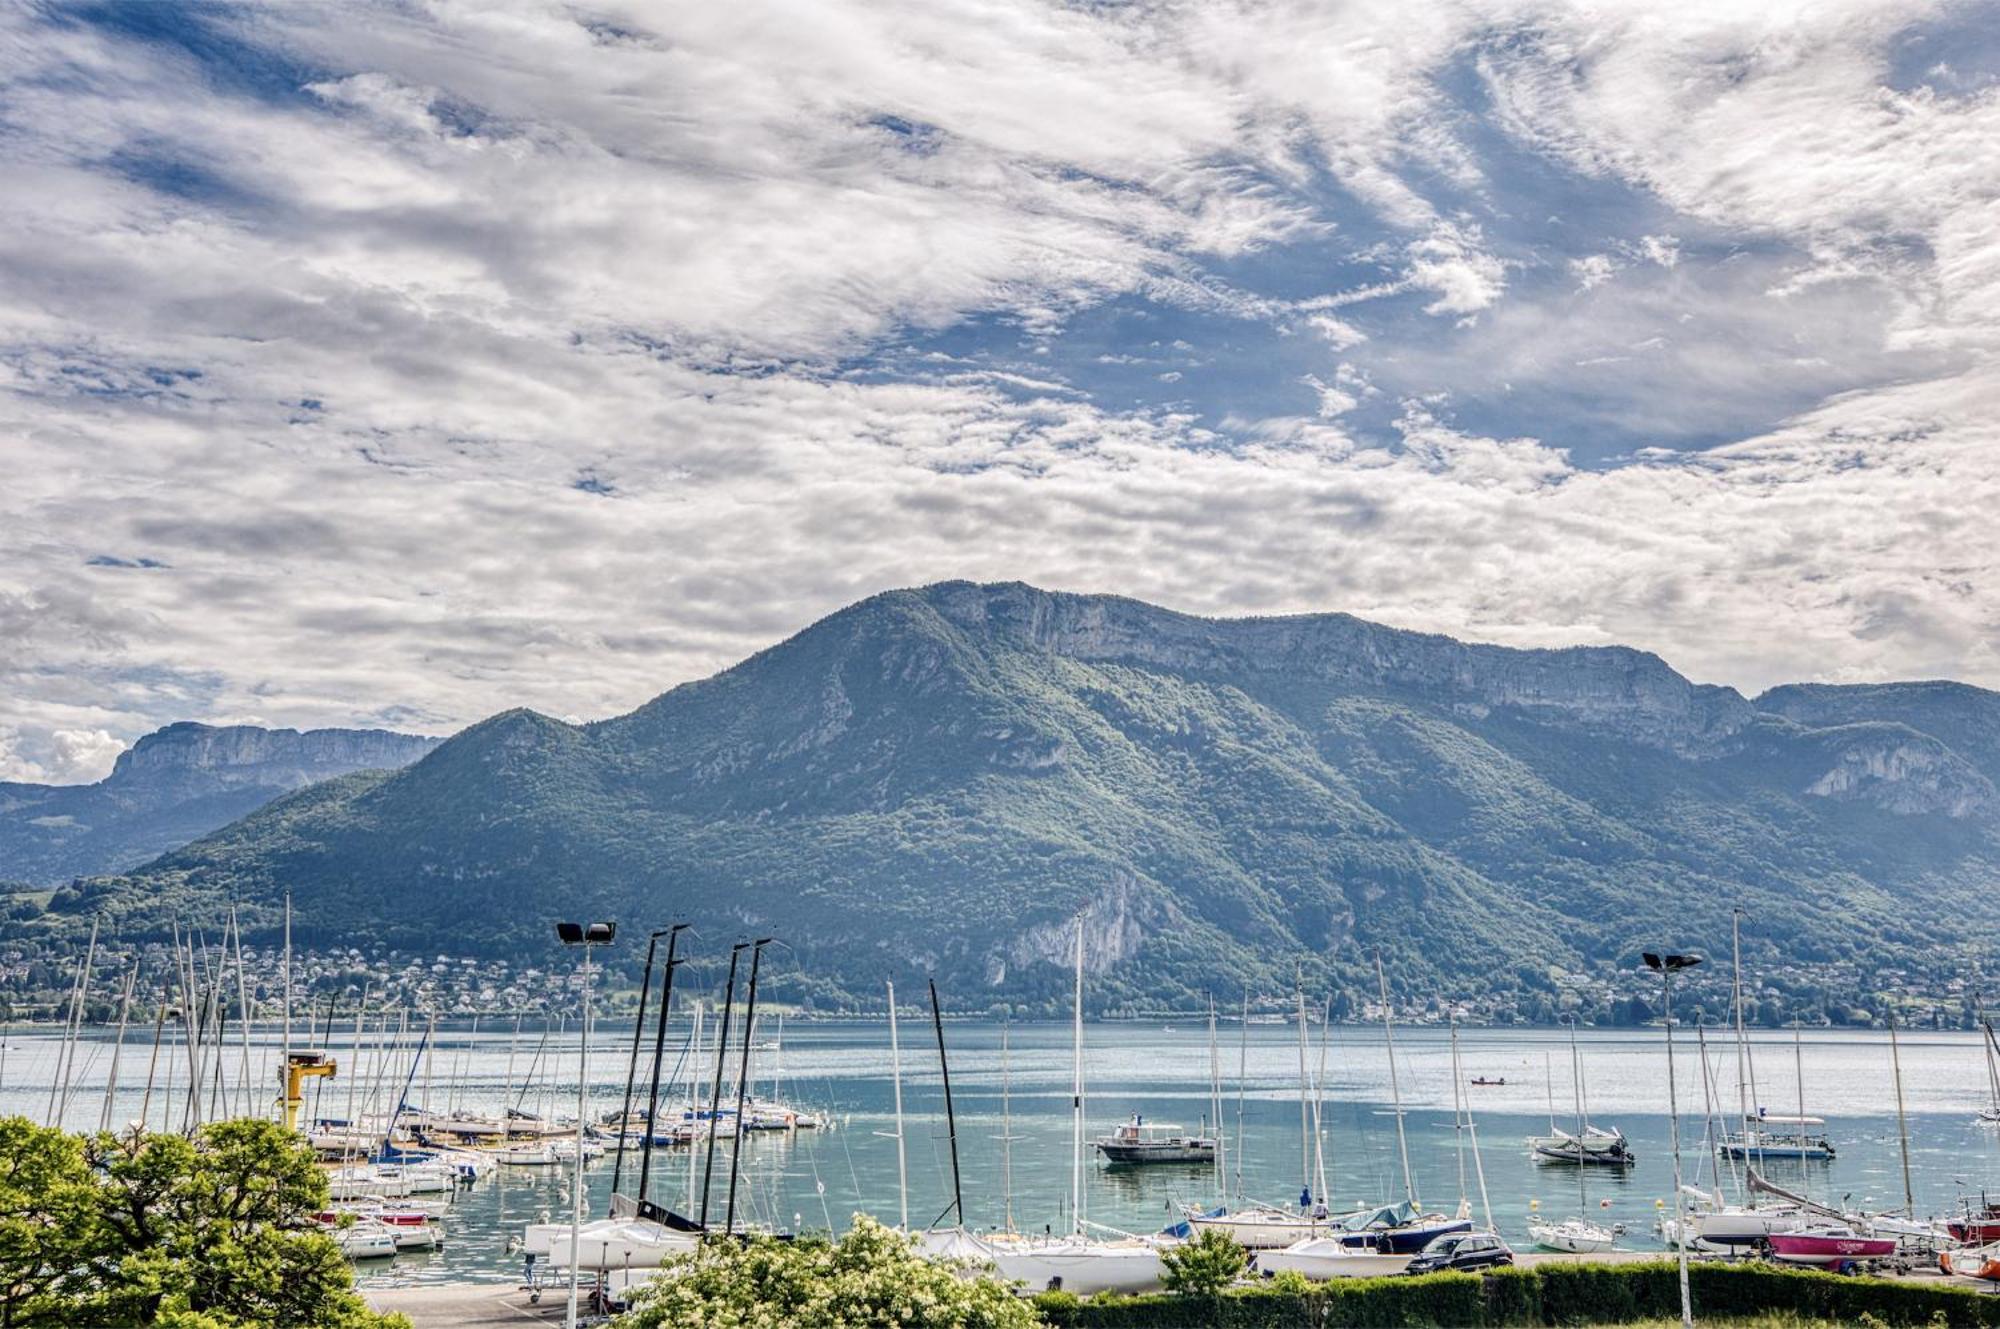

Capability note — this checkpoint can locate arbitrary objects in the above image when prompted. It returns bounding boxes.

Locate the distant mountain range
[0,723,439,885]
[28,583,2000,1012]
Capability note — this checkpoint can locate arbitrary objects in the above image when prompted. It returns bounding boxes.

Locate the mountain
[0,723,441,885]
[43,584,2000,1012]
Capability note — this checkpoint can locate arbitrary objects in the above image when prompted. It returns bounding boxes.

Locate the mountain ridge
[0,722,441,885]
[28,583,2000,1011]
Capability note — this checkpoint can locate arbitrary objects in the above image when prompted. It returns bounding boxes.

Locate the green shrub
[1160,1229,1248,1297]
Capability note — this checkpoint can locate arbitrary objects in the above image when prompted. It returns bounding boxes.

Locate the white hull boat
[1691,1206,1804,1246]
[1188,1208,1326,1250]
[544,1218,699,1269]
[1255,1238,1406,1280]
[328,1221,400,1260]
[981,1236,1165,1295]
[1529,1218,1620,1253]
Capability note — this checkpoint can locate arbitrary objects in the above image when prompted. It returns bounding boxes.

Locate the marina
[5,1016,1998,1293]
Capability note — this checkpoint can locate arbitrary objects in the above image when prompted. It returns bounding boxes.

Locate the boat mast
[1295,980,1311,1209]
[1207,996,1224,1206]
[1375,952,1416,1209]
[999,1017,1015,1232]
[698,942,745,1230]
[1312,996,1332,1210]
[1698,1021,1734,1203]
[928,979,964,1228]
[1455,1017,1494,1228]
[281,893,292,1116]
[1568,1015,1587,1216]
[1234,993,1248,1203]
[884,981,907,1231]
[100,962,137,1134]
[611,929,663,1203]
[1887,1012,1914,1216]
[1450,1014,1468,1216]
[1071,918,1085,1236]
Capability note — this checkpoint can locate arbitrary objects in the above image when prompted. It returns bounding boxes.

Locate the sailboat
[923,925,1167,1295]
[1189,986,1331,1251]
[1528,1018,1623,1253]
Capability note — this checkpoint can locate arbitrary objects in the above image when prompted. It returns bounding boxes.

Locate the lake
[6,1017,1997,1287]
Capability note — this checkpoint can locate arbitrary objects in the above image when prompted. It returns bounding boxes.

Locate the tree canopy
[0,1116,403,1329]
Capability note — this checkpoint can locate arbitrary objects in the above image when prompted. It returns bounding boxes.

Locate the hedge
[1030,1260,2000,1328]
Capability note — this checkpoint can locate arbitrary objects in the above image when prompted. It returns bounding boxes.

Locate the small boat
[1254,1237,1405,1280]
[976,1233,1166,1295]
[1943,1243,2000,1282]
[326,1219,400,1260]
[1529,1216,1621,1254]
[1094,1114,1217,1166]
[1690,1204,1804,1247]
[490,1142,563,1166]
[1332,1202,1474,1254]
[1187,1206,1326,1250]
[1719,1113,1835,1161]
[1529,1125,1636,1167]
[1469,1077,1505,1087]
[1947,1199,2000,1245]
[1766,1225,1896,1265]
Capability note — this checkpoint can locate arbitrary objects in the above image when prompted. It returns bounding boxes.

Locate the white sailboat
[1528,1018,1622,1253]
[973,921,1166,1295]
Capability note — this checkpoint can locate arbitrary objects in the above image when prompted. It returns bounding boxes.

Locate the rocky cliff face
[923,581,1753,754]
[108,722,437,791]
[0,723,438,885]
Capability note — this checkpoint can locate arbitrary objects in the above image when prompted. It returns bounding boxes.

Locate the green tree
[616,1214,1036,1329]
[1158,1227,1246,1296]
[0,1118,104,1327]
[0,1116,402,1329]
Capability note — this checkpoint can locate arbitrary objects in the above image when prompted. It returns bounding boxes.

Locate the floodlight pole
[1646,952,1701,1329]
[557,922,616,1329]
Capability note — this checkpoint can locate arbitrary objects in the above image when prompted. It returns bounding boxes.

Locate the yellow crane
[281,1050,336,1133]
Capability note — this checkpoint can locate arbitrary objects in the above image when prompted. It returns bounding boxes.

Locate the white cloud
[1406,221,1507,315]
[1,0,1998,780]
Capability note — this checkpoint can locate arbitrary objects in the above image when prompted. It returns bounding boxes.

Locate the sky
[3,0,1999,783]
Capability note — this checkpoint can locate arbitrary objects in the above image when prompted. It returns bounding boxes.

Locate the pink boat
[1766,1226,1896,1265]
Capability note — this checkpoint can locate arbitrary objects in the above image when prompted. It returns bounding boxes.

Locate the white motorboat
[1529,1217,1621,1253]
[1719,1113,1835,1161]
[491,1142,563,1167]
[1255,1237,1406,1280]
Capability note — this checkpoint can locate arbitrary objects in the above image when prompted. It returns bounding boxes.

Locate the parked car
[1403,1231,1513,1275]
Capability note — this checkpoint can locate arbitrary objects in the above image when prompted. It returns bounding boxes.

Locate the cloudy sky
[3,0,1999,782]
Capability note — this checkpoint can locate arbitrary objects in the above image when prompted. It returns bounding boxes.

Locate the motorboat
[1094,1114,1217,1166]
[1719,1113,1835,1161]
[1766,1225,1896,1266]
[1254,1237,1405,1280]
[490,1142,564,1166]
[1469,1077,1506,1087]
[1528,1125,1635,1167]
[1528,1216,1621,1254]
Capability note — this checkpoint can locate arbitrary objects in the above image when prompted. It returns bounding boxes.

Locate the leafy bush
[1160,1229,1246,1296]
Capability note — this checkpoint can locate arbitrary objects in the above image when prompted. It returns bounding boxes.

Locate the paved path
[365,1283,573,1328]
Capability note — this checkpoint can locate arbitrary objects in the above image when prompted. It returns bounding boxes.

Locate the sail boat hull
[1255,1238,1406,1279]
[981,1238,1165,1294]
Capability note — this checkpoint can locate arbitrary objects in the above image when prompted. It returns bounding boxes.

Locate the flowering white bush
[615,1214,1038,1329]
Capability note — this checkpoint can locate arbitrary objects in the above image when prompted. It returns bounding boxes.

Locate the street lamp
[1644,951,1702,1329]
[556,920,616,1329]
